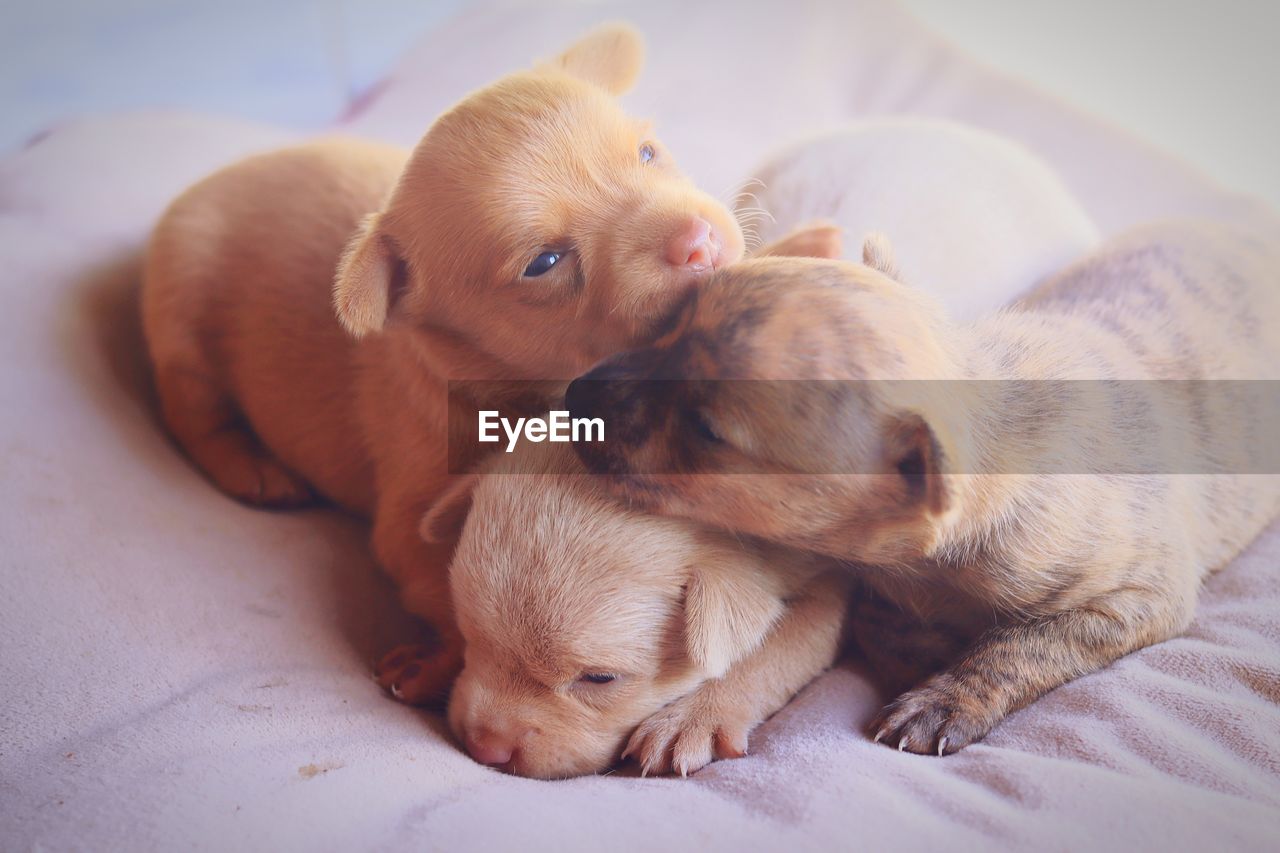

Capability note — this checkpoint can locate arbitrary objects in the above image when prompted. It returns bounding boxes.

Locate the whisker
[723,176,767,206]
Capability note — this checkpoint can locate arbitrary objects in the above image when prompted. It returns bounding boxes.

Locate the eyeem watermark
[478,410,605,453]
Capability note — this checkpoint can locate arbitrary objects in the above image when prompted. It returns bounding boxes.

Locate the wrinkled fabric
[2,2,1278,850]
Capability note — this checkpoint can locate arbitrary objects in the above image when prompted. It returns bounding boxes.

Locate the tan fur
[431,442,846,779]
[141,25,841,702]
[568,221,1280,753]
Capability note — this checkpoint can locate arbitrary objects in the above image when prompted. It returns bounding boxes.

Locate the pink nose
[464,728,525,768]
[665,217,720,269]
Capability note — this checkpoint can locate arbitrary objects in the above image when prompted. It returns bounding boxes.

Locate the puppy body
[568,221,1280,753]
[143,138,399,513]
[431,442,847,779]
[142,26,845,700]
[742,118,1100,321]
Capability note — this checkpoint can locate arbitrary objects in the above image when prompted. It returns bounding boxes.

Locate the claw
[873,728,886,744]
[898,737,908,752]
[937,737,949,757]
[390,683,404,700]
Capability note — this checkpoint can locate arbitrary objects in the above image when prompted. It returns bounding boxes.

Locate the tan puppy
[566,221,1280,753]
[419,442,847,779]
[141,25,836,701]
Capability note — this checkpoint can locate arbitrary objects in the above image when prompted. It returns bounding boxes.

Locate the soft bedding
[2,1,1278,850]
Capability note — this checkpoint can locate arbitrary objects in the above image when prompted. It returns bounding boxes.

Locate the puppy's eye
[639,143,656,164]
[579,673,616,685]
[523,251,562,277]
[685,409,724,445]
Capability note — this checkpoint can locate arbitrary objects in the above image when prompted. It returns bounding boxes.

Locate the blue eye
[579,673,616,685]
[639,143,655,164]
[523,251,561,277]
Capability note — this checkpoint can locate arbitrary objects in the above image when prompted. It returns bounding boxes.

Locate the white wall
[3,0,1277,208]
[902,0,1280,207]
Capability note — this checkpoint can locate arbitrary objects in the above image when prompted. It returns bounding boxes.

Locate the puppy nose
[665,217,719,269]
[464,728,527,769]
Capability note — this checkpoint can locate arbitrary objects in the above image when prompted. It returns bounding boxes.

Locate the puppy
[141,24,836,702]
[739,118,1100,321]
[420,442,847,779]
[567,221,1280,754]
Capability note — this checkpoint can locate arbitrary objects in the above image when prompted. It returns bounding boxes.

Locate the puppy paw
[870,673,996,756]
[217,452,316,508]
[623,693,754,777]
[754,220,843,260]
[374,643,458,706]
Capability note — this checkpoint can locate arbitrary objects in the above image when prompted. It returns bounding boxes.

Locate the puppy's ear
[542,23,645,95]
[861,231,901,281]
[754,220,844,260]
[683,555,785,678]
[884,412,951,518]
[419,474,480,544]
[333,213,407,338]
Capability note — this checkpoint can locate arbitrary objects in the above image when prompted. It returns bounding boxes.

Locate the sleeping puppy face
[425,443,795,779]
[332,24,745,379]
[566,251,971,564]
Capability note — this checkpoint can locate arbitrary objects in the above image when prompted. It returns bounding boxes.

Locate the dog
[739,118,1099,321]
[566,221,1280,754]
[141,23,838,703]
[417,441,847,779]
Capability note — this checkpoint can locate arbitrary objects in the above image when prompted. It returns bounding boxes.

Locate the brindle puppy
[566,223,1280,754]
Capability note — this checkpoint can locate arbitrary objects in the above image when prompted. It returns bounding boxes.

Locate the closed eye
[578,672,616,685]
[685,408,724,444]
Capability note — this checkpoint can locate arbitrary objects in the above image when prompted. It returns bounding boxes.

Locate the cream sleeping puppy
[418,442,848,779]
[742,118,1100,320]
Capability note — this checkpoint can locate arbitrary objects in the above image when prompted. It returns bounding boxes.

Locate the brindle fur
[568,220,1280,754]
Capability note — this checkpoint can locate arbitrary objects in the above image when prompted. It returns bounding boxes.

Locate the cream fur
[436,442,846,779]
[744,118,1101,321]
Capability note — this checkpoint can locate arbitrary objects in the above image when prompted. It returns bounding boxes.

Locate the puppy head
[565,248,971,564]
[334,23,745,378]
[427,443,789,779]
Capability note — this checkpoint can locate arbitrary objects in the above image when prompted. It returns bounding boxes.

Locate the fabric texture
[2,1,1277,850]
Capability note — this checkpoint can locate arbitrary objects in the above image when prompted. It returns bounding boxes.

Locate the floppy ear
[333,213,407,338]
[419,474,480,544]
[683,556,786,678]
[884,412,951,518]
[541,23,645,95]
[861,231,901,281]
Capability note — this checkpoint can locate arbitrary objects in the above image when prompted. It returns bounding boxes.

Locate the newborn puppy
[142,25,835,701]
[739,118,1100,321]
[422,442,846,779]
[568,222,1280,754]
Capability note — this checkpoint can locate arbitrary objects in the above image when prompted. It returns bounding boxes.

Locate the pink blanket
[3,1,1277,849]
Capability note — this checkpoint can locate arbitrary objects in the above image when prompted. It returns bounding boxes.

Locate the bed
[3,1,1278,849]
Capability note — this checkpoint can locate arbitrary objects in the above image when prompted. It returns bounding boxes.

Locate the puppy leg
[753,220,843,260]
[154,365,315,507]
[625,571,848,777]
[370,494,464,705]
[872,580,1196,755]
